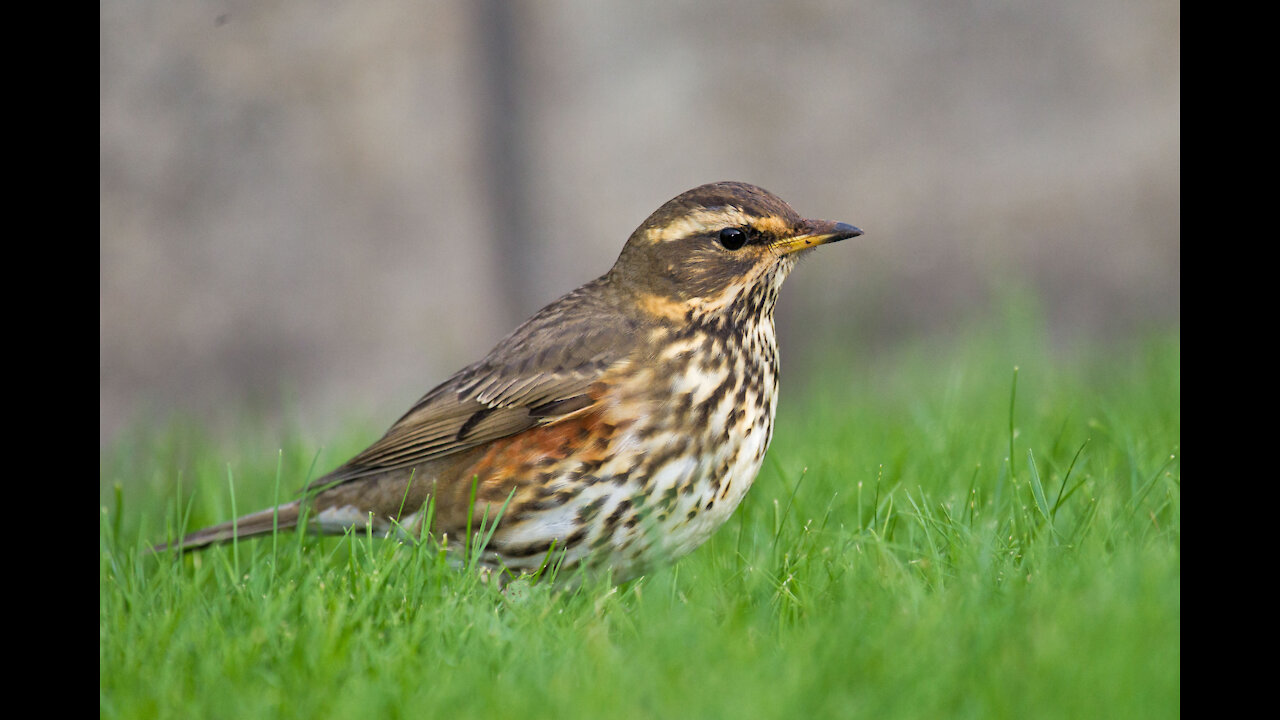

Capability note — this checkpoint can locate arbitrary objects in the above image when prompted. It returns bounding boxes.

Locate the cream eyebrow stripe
[644,207,752,243]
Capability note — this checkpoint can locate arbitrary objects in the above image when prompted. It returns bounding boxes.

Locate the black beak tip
[834,222,863,238]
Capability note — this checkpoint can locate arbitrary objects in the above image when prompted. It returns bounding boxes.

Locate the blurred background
[100,0,1179,447]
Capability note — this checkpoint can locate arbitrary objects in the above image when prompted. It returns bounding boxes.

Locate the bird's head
[609,182,862,320]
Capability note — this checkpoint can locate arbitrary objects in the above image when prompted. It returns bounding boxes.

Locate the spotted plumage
[154,181,862,584]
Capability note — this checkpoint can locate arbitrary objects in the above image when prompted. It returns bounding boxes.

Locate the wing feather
[306,277,642,490]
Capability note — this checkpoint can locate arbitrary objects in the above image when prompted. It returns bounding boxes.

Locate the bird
[153,181,862,585]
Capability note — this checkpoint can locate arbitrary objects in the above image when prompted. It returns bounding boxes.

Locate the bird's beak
[773,219,863,256]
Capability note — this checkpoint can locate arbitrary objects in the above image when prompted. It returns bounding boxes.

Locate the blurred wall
[100,0,1180,445]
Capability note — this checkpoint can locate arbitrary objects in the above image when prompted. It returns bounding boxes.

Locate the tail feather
[150,502,302,554]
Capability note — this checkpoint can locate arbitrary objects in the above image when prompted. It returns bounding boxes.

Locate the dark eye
[718,227,748,250]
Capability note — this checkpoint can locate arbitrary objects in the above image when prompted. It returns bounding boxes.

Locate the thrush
[154,181,862,584]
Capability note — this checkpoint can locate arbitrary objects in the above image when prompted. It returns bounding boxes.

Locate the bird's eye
[718,227,748,250]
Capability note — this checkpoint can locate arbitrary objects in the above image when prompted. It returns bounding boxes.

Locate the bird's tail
[150,501,302,554]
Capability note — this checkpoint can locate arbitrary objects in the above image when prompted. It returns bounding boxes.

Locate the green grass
[100,326,1179,719]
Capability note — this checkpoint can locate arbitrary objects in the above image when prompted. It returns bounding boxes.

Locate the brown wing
[306,276,642,492]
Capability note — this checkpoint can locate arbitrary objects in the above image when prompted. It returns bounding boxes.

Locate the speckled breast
[471,312,782,583]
